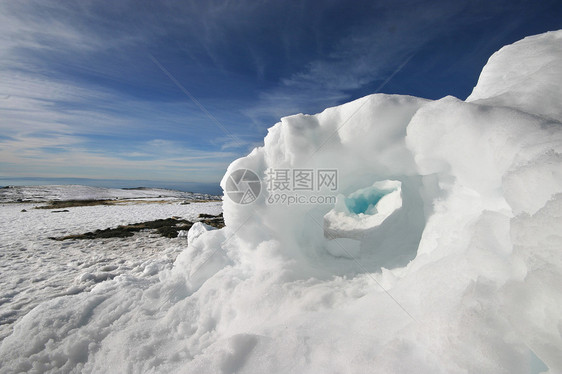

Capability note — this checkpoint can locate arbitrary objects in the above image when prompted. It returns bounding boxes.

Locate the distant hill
[0,185,221,203]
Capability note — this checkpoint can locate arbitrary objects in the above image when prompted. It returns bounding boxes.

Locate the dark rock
[198,213,225,228]
[198,213,223,218]
[50,217,194,240]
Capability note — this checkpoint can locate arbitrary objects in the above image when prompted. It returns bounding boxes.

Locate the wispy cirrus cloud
[0,0,250,183]
[242,0,467,123]
[1,0,560,187]
[0,133,235,182]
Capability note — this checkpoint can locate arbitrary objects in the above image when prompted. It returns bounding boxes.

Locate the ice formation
[186,222,217,246]
[1,31,561,374]
[324,180,403,238]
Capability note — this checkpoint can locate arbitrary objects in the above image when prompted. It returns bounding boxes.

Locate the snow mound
[467,30,562,122]
[187,221,217,245]
[1,31,561,374]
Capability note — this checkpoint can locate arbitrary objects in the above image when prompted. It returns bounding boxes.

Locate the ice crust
[467,30,562,122]
[324,180,403,241]
[1,31,561,374]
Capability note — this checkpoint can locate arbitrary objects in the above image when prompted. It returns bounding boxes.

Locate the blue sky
[1,0,561,193]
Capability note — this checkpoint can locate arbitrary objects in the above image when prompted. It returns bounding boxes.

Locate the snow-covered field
[1,31,561,373]
[0,190,222,342]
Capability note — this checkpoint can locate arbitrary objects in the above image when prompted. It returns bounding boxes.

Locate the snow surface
[467,30,562,122]
[186,222,217,246]
[0,200,222,342]
[1,31,561,373]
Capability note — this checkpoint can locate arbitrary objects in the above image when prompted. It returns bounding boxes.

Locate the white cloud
[0,0,249,183]
[0,135,234,182]
[1,0,519,184]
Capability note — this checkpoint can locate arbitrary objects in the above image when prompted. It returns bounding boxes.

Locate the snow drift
[1,31,561,374]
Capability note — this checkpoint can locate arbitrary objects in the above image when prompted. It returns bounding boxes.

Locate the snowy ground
[0,196,221,341]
